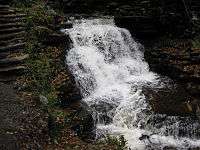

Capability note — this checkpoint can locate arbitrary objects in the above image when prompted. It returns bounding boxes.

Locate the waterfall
[64,18,200,150]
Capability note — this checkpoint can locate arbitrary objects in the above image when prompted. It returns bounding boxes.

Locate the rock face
[42,27,95,140]
[58,69,82,107]
[49,68,95,140]
[60,0,157,16]
[69,101,95,140]
[143,82,195,116]
[145,38,200,116]
[48,0,162,38]
[48,0,195,39]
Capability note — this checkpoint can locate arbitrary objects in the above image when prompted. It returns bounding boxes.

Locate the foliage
[13,0,46,7]
[15,0,64,108]
[48,109,68,141]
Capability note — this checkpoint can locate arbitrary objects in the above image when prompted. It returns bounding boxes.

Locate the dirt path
[0,82,22,150]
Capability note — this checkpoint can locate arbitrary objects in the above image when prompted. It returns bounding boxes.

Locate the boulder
[143,80,197,116]
[49,101,95,141]
[58,72,82,107]
[70,101,95,140]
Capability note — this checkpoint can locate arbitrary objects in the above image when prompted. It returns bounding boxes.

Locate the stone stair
[0,4,27,82]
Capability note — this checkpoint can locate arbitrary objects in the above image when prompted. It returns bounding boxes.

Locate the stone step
[0,5,9,9]
[0,52,9,59]
[0,31,25,41]
[0,17,25,23]
[0,14,26,19]
[0,75,17,82]
[0,37,24,47]
[0,51,24,59]
[0,65,26,73]
[0,23,25,29]
[0,9,17,14]
[0,43,25,52]
[0,27,24,34]
[0,37,25,47]
[0,54,29,66]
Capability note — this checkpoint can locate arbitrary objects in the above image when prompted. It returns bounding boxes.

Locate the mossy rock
[48,101,95,141]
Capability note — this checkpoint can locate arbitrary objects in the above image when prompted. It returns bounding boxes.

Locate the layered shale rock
[145,38,200,116]
[48,0,162,38]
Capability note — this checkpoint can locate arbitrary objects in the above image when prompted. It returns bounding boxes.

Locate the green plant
[48,108,72,141]
[14,0,63,108]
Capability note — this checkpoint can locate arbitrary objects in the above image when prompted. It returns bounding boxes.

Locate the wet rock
[143,82,196,116]
[55,68,95,140]
[39,95,49,106]
[43,32,69,46]
[91,101,115,124]
[60,22,73,29]
[58,73,82,107]
[70,101,95,140]
[145,39,200,115]
[49,101,95,141]
[163,146,177,150]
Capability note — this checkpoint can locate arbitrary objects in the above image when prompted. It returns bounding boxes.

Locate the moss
[14,0,64,107]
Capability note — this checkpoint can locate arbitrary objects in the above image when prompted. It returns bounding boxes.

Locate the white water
[64,18,200,149]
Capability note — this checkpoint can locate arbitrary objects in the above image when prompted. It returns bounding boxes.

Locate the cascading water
[64,18,200,149]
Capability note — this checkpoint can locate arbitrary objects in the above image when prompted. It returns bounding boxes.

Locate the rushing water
[64,18,200,149]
